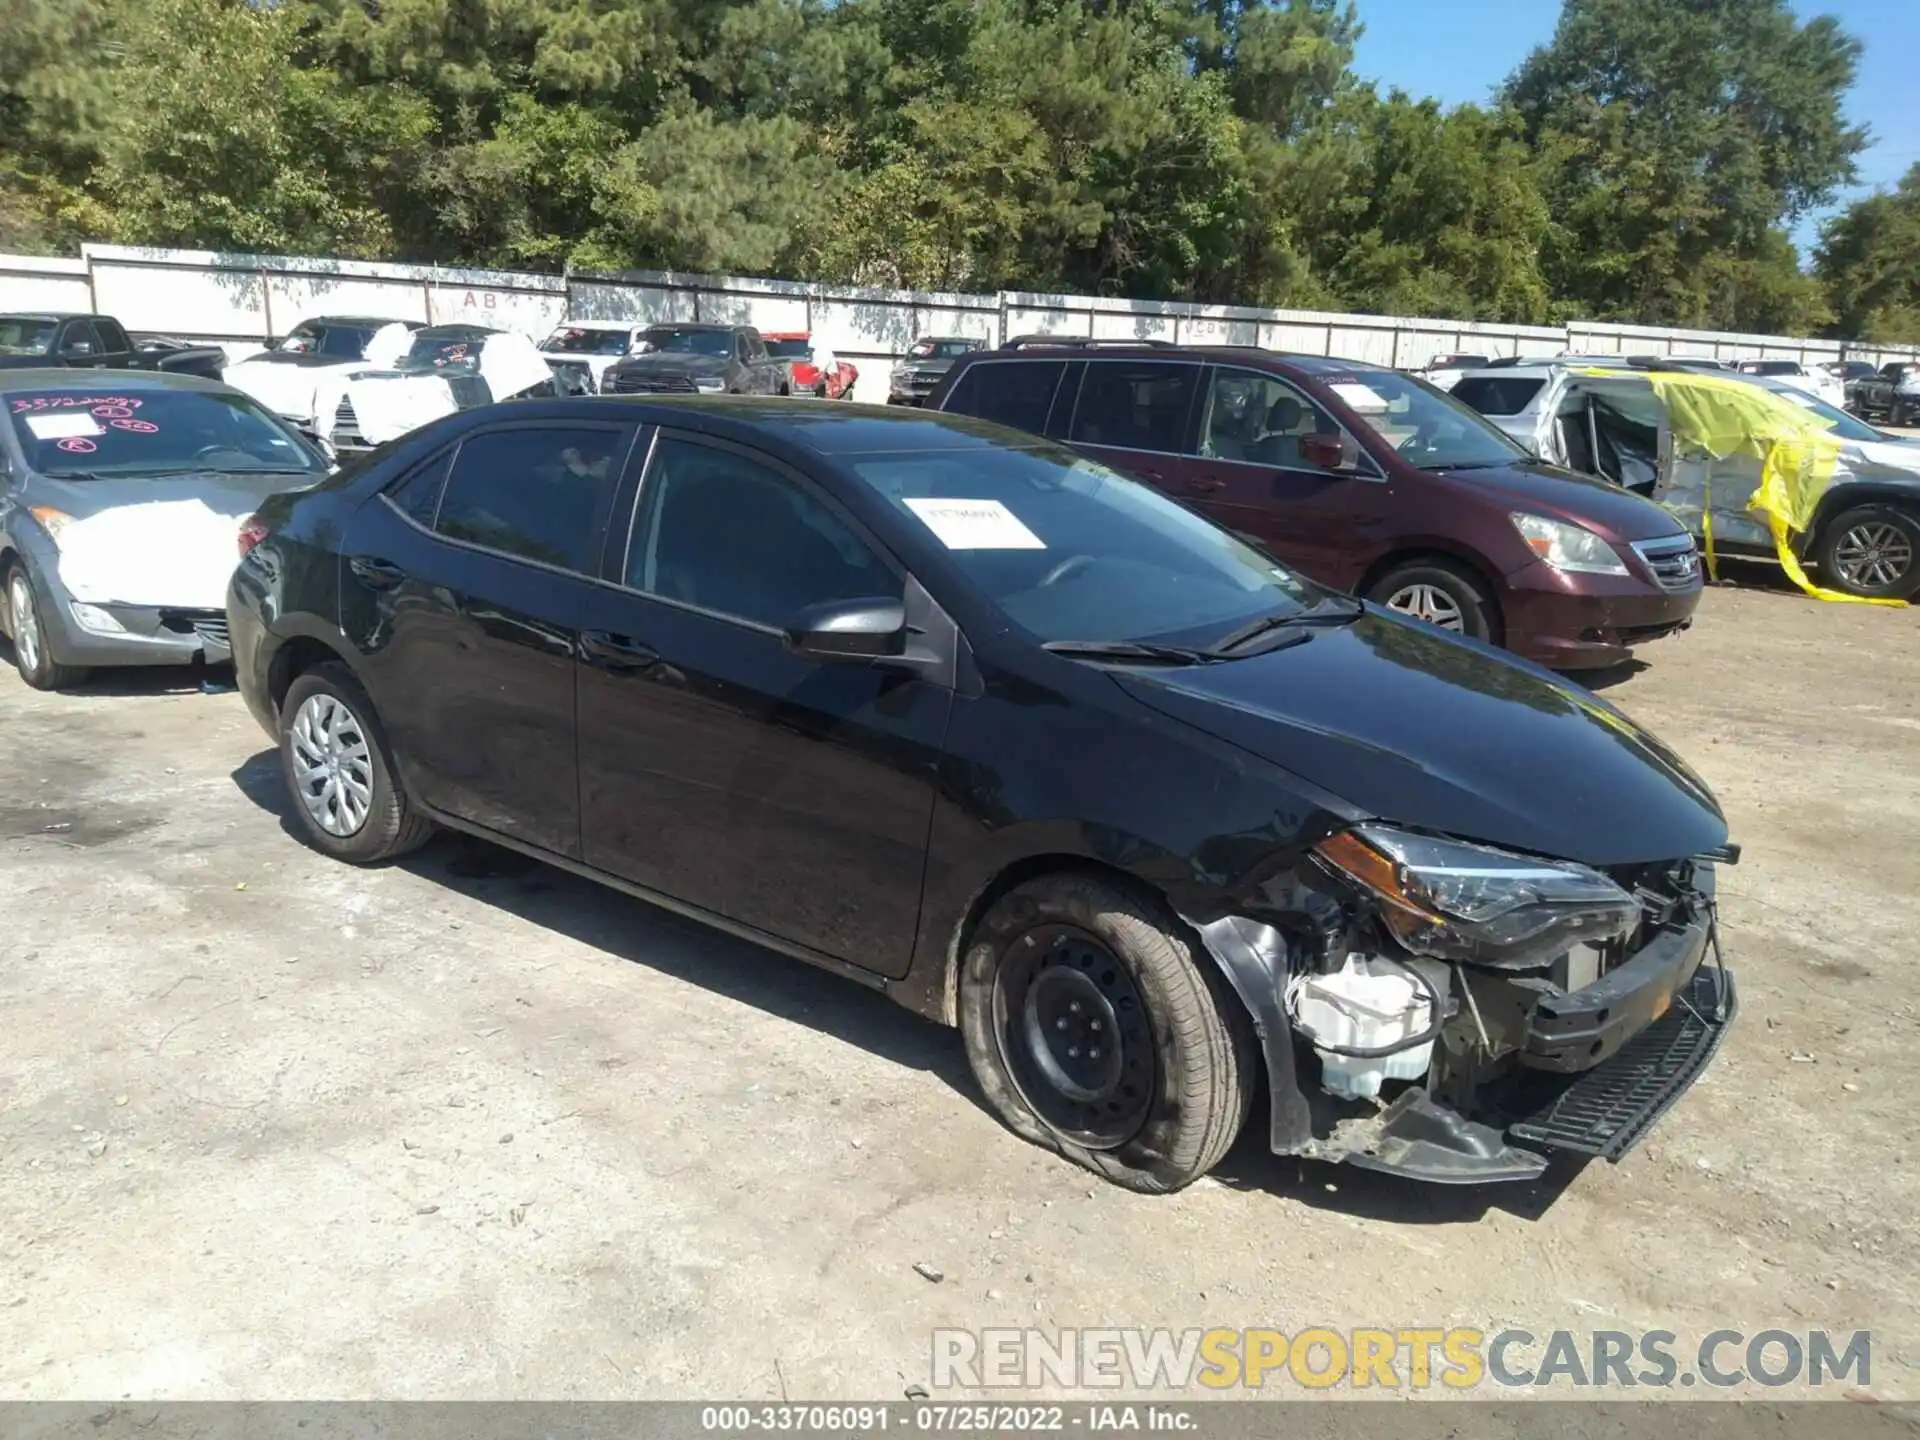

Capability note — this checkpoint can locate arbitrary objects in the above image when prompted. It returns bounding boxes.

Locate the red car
[930,342,1703,672]
[764,333,858,400]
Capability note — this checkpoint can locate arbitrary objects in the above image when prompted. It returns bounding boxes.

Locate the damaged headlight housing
[693,377,727,394]
[1313,825,1641,969]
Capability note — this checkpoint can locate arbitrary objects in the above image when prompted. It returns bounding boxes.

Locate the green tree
[1817,164,1920,345]
[1507,0,1866,328]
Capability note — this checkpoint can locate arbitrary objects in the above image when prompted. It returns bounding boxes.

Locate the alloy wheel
[992,925,1157,1150]
[290,692,376,837]
[1832,521,1914,592]
[1385,582,1466,631]
[9,573,41,674]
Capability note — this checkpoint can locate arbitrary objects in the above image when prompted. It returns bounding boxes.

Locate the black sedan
[228,398,1738,1192]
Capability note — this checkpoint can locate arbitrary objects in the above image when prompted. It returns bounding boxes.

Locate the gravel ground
[0,579,1916,1403]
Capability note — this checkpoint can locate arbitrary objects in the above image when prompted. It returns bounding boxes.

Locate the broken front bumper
[1192,898,1737,1186]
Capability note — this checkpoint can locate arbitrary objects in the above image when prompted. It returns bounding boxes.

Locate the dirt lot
[1,579,1916,1403]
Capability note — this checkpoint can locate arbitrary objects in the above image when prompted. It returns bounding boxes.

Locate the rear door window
[942,360,1066,437]
[432,424,631,574]
[1451,376,1545,417]
[1067,361,1199,453]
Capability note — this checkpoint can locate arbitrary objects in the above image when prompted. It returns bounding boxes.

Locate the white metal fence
[4,242,1915,405]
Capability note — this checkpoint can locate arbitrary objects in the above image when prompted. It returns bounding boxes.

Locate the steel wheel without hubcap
[290,692,376,837]
[1385,581,1465,631]
[9,572,42,674]
[992,924,1157,1149]
[1832,521,1914,591]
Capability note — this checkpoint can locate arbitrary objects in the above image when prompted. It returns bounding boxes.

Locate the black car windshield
[643,327,732,357]
[545,327,632,356]
[0,318,56,356]
[1738,360,1802,376]
[765,338,811,360]
[849,443,1321,645]
[6,387,324,477]
[1324,368,1531,470]
[909,340,977,360]
[279,322,376,358]
[403,334,486,372]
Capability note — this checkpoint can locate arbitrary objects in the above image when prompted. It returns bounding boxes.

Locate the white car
[223,316,420,431]
[539,321,653,395]
[317,325,560,454]
[1734,358,1846,409]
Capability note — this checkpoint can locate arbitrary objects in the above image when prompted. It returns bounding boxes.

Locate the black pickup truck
[0,313,227,380]
[1849,361,1920,427]
[599,324,791,396]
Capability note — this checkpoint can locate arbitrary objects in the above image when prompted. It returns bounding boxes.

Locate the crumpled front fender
[1180,912,1312,1154]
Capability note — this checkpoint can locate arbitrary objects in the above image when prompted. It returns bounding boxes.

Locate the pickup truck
[0,313,227,380]
[599,324,791,396]
[1849,361,1920,427]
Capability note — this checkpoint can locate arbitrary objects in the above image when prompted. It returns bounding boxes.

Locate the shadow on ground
[231,747,1579,1225]
[0,635,234,697]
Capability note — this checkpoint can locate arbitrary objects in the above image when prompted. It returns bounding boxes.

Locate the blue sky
[1350,0,1920,258]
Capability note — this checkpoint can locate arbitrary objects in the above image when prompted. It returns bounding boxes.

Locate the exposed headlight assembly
[1313,825,1641,969]
[1510,512,1629,576]
[693,377,726,394]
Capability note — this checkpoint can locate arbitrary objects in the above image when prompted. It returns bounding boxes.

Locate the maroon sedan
[929,344,1701,670]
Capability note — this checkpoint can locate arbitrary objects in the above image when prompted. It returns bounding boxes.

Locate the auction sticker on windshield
[23,413,104,440]
[903,497,1046,550]
[1330,382,1390,412]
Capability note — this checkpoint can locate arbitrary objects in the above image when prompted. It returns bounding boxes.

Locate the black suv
[228,397,1736,1193]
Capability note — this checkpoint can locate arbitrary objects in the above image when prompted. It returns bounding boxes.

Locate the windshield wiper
[1414,460,1514,472]
[1210,596,1364,655]
[1043,640,1223,666]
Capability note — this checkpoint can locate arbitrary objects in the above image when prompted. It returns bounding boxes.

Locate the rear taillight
[237,513,272,558]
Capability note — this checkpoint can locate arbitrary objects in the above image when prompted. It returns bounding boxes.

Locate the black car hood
[612,354,728,378]
[1114,613,1725,867]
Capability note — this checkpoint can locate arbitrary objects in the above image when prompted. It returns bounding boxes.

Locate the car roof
[553,319,639,329]
[962,343,1398,381]
[458,395,1033,463]
[0,367,236,394]
[762,331,810,340]
[644,321,733,331]
[301,315,417,329]
[417,324,499,340]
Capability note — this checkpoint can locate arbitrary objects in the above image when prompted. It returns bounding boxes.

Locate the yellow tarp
[1577,367,1907,606]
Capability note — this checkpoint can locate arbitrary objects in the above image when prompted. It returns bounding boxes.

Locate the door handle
[580,630,660,672]
[1183,476,1226,494]
[349,555,406,590]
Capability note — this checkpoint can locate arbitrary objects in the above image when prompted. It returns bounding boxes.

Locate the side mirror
[1300,433,1357,471]
[64,339,94,357]
[783,597,908,662]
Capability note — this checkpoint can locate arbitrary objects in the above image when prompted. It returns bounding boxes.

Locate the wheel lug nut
[1090,1020,1101,1032]
[1069,1001,1081,1014]
[1067,1047,1080,1059]
[1055,1018,1068,1031]
[1088,1047,1100,1059]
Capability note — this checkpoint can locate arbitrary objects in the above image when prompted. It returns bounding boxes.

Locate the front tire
[1366,558,1498,642]
[279,663,433,863]
[1815,504,1920,599]
[6,564,86,691]
[959,874,1255,1193]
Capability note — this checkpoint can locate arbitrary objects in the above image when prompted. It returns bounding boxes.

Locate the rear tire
[1814,504,1920,599]
[6,563,86,691]
[279,663,433,863]
[1366,558,1498,642]
[959,874,1255,1193]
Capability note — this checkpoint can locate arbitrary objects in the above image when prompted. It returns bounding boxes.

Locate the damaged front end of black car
[1184,825,1737,1184]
